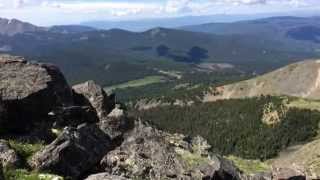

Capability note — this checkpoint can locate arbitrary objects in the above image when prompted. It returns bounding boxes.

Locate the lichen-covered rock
[0,140,21,168]
[100,121,241,180]
[98,105,133,139]
[202,155,242,180]
[29,124,112,179]
[0,55,73,133]
[85,173,129,180]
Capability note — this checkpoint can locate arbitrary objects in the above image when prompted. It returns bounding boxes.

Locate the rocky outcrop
[98,105,133,140]
[73,80,115,118]
[0,140,21,168]
[85,173,129,180]
[0,55,73,133]
[29,124,112,179]
[100,121,241,180]
[73,81,130,139]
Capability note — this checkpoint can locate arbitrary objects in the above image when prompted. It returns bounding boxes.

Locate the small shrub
[8,140,44,160]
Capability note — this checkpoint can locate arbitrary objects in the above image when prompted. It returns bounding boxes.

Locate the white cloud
[39,1,161,16]
[165,0,192,13]
[0,0,319,25]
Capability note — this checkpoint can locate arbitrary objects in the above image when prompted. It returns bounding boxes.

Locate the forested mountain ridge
[133,95,320,178]
[0,17,319,88]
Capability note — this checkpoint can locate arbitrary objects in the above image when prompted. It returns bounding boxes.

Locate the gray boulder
[0,140,21,168]
[98,105,133,139]
[72,80,115,119]
[73,81,130,139]
[201,155,242,180]
[0,55,73,133]
[85,173,130,180]
[29,124,112,179]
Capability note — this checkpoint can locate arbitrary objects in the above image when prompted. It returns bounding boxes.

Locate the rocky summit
[0,54,308,180]
[0,18,44,36]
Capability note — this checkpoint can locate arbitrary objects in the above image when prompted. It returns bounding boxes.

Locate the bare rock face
[0,140,21,168]
[0,55,73,133]
[29,124,112,179]
[100,121,241,180]
[85,173,129,180]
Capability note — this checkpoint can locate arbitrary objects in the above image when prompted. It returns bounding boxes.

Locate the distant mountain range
[0,16,320,87]
[81,12,320,32]
[0,18,44,36]
[0,17,95,36]
[181,16,320,44]
[81,14,268,32]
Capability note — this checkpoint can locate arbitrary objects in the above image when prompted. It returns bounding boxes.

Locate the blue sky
[0,0,319,25]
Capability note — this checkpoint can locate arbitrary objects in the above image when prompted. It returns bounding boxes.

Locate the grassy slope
[272,138,320,177]
[104,75,166,92]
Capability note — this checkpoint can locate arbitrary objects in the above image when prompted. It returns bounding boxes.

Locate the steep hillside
[272,138,320,178]
[204,60,320,101]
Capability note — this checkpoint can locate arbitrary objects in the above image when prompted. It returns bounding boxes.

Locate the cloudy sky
[0,0,319,25]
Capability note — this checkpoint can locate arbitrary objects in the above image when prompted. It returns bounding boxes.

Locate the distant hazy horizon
[0,0,320,26]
